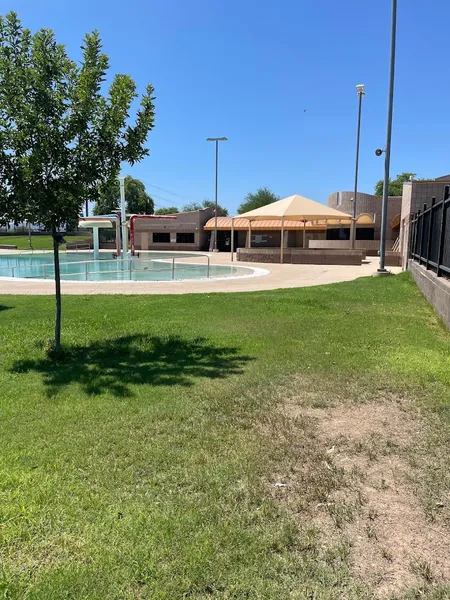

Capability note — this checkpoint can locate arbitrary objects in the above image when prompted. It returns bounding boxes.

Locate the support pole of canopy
[93,226,100,261]
[231,218,235,261]
[247,220,252,248]
[302,221,306,248]
[280,216,285,263]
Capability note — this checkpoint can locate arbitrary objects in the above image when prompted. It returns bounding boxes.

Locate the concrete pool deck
[0,251,402,295]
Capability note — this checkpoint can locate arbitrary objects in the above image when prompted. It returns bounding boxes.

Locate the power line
[147,183,189,199]
[151,192,182,206]
[147,183,201,203]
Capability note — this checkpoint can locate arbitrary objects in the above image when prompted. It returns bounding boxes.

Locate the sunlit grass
[0,272,448,598]
[0,234,90,251]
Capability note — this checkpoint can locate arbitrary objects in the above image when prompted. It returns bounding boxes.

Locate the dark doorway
[216,230,239,252]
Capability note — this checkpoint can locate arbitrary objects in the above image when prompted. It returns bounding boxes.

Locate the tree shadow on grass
[0,305,12,312]
[11,335,253,397]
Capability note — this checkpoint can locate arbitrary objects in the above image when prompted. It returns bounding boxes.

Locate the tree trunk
[52,229,62,352]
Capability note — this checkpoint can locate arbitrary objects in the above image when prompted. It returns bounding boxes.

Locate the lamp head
[356,84,365,96]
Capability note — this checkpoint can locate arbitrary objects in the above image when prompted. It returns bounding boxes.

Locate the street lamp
[350,84,365,250]
[378,0,397,274]
[119,175,127,257]
[206,137,228,252]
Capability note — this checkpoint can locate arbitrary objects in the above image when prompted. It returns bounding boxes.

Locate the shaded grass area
[0,234,90,251]
[0,273,449,598]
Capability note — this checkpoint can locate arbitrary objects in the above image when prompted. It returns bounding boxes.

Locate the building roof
[204,217,327,231]
[237,194,352,221]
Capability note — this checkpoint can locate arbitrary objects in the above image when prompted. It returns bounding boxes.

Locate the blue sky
[3,0,450,214]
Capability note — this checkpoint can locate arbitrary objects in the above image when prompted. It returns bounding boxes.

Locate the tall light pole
[378,0,397,273]
[350,84,365,249]
[206,137,227,252]
[119,175,127,257]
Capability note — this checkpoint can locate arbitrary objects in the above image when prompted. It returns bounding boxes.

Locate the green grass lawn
[0,274,449,599]
[0,234,90,251]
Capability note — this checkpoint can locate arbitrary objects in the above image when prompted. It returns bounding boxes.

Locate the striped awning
[204,217,327,231]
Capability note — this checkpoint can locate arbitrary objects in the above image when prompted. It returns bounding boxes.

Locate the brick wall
[236,248,363,265]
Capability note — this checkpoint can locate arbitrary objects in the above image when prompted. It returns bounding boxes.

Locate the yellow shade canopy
[237,194,352,222]
[204,217,327,231]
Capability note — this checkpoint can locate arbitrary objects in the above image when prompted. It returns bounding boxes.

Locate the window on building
[337,192,342,206]
[153,232,170,243]
[176,232,195,244]
[327,227,350,240]
[251,234,268,245]
[356,228,375,240]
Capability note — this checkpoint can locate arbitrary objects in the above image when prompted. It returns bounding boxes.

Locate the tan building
[132,208,214,252]
[327,191,402,245]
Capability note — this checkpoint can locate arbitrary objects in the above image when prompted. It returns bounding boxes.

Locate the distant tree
[155,206,179,215]
[183,199,228,216]
[238,187,280,214]
[201,199,228,216]
[0,12,155,352]
[94,175,154,215]
[183,201,202,212]
[374,173,417,197]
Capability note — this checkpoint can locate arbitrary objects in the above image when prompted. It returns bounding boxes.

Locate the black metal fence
[409,185,450,278]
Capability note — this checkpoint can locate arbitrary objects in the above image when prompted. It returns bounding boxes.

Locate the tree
[0,12,155,352]
[374,173,416,197]
[237,187,279,214]
[155,206,179,215]
[183,199,228,216]
[94,175,154,215]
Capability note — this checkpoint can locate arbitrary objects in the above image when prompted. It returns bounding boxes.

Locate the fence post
[419,205,426,265]
[415,210,421,262]
[437,195,448,278]
[172,257,175,280]
[408,214,414,260]
[425,198,435,270]
[85,262,88,281]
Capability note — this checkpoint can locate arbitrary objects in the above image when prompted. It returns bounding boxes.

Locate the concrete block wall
[309,240,394,253]
[409,261,450,329]
[400,179,450,269]
[409,181,450,215]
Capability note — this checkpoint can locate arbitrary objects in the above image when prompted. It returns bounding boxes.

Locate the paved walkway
[0,252,402,295]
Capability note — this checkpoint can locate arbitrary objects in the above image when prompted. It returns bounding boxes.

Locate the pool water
[0,252,254,282]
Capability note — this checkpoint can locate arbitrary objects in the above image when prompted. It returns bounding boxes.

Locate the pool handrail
[0,253,211,281]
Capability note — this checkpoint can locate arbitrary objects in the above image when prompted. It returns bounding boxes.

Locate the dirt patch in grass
[282,395,450,598]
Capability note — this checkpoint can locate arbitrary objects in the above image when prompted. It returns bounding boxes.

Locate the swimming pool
[0,252,258,282]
